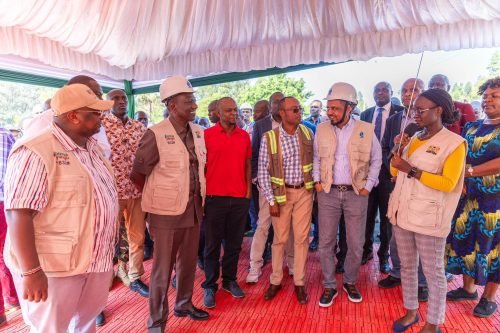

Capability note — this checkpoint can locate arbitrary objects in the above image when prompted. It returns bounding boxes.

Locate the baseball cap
[52,84,114,116]
[159,76,194,101]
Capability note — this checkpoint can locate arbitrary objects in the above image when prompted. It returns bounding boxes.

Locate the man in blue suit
[360,82,404,273]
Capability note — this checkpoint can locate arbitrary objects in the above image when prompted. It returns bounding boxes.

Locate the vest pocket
[35,235,74,272]
[407,196,442,228]
[50,176,86,208]
[152,185,180,210]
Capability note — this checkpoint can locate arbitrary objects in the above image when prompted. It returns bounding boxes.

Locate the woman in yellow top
[388,88,467,333]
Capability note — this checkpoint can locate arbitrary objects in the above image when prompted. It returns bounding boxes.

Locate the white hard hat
[325,82,358,104]
[159,76,194,101]
[240,102,252,110]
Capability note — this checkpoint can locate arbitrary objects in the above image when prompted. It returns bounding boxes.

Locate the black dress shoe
[95,312,105,327]
[361,252,373,265]
[379,260,390,273]
[294,286,309,304]
[378,275,401,289]
[130,279,150,298]
[264,284,281,300]
[143,247,153,261]
[174,307,209,321]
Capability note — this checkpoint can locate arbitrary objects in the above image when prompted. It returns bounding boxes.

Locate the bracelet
[20,266,43,277]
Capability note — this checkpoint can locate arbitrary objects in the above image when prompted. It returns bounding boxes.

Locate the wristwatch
[467,165,474,177]
[407,167,418,179]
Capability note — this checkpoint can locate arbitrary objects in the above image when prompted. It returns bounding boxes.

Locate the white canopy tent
[0,0,499,90]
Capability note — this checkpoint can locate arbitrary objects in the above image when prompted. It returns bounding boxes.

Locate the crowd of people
[0,72,498,333]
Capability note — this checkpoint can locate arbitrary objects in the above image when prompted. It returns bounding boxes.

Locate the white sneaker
[246,268,262,284]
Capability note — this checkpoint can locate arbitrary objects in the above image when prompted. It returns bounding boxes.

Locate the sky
[286,47,499,108]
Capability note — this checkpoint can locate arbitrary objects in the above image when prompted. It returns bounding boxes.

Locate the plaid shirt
[0,127,15,201]
[258,125,304,204]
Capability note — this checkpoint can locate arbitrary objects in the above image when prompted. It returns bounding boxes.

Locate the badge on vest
[359,131,364,138]
[426,145,440,155]
[53,152,70,165]
[195,131,201,139]
[165,134,175,144]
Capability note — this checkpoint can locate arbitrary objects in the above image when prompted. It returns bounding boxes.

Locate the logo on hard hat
[186,81,192,88]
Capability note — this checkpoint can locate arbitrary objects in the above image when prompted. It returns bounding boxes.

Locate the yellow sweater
[390,138,466,193]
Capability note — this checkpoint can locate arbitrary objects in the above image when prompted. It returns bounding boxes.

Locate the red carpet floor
[2,238,499,332]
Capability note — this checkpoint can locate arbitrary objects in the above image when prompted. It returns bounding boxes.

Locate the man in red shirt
[202,97,252,309]
[428,74,476,135]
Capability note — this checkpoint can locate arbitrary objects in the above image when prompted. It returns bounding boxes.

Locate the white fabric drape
[0,0,499,82]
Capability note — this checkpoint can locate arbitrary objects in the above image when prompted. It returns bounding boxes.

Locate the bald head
[67,75,103,99]
[106,89,128,118]
[401,78,425,108]
[253,99,269,121]
[429,74,450,92]
[269,91,285,118]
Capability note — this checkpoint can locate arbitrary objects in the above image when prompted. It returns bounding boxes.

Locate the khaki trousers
[119,197,146,282]
[270,188,313,286]
[249,191,295,271]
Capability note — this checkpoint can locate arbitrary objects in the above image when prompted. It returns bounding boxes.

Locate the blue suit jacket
[361,104,404,179]
[251,116,273,179]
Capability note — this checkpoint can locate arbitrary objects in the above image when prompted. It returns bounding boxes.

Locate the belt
[334,184,353,192]
[285,183,304,189]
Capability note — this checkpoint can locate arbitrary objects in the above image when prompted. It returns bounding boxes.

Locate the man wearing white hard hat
[4,84,118,332]
[313,82,382,307]
[131,76,209,332]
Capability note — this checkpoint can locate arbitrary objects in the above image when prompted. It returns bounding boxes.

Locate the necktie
[374,107,383,141]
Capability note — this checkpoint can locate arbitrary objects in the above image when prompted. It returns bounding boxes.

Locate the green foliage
[0,82,55,128]
[135,74,313,123]
[487,51,500,76]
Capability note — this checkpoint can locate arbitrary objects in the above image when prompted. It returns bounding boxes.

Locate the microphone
[389,123,420,159]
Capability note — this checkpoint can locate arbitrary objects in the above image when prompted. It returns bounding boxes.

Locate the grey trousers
[388,232,427,287]
[147,224,200,333]
[394,225,447,325]
[318,188,368,288]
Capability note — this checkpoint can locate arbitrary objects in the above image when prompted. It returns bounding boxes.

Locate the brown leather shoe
[264,284,282,300]
[295,286,309,304]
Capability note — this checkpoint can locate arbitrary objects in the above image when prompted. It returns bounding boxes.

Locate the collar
[333,117,354,131]
[50,122,96,152]
[376,102,391,112]
[279,124,299,137]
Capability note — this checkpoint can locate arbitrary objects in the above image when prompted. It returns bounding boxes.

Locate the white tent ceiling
[0,0,499,87]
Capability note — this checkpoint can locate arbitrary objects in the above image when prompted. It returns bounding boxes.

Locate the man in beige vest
[4,84,118,333]
[313,82,382,306]
[131,76,209,333]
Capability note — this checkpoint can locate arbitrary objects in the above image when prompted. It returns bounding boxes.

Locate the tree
[487,51,500,77]
[135,74,313,123]
[0,82,55,128]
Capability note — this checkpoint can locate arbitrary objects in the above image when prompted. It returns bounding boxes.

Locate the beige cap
[52,84,114,116]
[159,76,194,101]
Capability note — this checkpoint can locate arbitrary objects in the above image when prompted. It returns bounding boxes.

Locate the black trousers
[202,196,250,290]
[197,217,206,260]
[363,176,393,261]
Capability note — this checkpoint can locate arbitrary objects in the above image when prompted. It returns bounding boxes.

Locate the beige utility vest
[265,124,314,205]
[315,120,375,194]
[141,119,207,215]
[5,129,116,277]
[387,127,466,237]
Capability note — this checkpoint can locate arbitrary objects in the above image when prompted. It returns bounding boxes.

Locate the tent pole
[124,80,135,118]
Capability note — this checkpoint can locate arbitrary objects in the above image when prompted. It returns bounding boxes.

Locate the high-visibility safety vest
[265,124,314,204]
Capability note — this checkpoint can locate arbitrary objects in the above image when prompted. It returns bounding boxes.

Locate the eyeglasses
[283,106,303,114]
[410,106,439,116]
